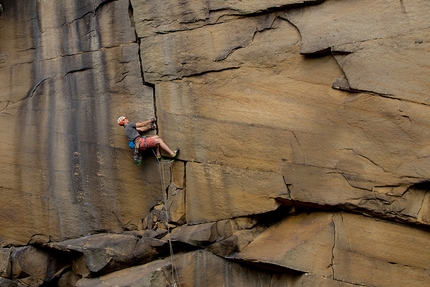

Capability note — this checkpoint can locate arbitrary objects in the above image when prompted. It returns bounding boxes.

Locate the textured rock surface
[1,0,430,286]
[236,212,430,287]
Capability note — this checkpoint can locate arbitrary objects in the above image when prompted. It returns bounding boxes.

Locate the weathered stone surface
[57,270,81,287]
[283,0,430,54]
[236,212,335,276]
[186,162,288,223]
[133,237,168,265]
[333,29,430,104]
[0,248,11,278]
[75,258,171,287]
[333,213,430,287]
[171,160,185,189]
[50,234,138,275]
[166,184,186,224]
[2,0,430,286]
[10,246,70,285]
[0,0,163,246]
[236,212,430,287]
[138,14,300,83]
[174,250,273,287]
[131,0,321,38]
[0,277,17,287]
[286,273,360,287]
[171,222,217,247]
[207,228,265,257]
[76,250,283,287]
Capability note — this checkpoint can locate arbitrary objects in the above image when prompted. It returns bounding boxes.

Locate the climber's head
[117,116,127,126]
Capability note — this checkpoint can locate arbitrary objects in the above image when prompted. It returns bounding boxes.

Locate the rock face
[1,0,430,286]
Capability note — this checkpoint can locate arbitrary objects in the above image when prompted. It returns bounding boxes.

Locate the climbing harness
[153,150,181,287]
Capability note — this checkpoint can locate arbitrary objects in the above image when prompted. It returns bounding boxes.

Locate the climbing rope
[153,150,181,287]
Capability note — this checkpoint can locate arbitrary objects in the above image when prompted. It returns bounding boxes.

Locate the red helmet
[117,116,126,126]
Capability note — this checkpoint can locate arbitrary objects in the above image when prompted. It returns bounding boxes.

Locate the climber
[117,116,179,161]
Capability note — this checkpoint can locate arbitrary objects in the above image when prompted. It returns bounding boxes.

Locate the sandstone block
[236,212,430,286]
[283,0,430,54]
[166,184,186,225]
[285,273,359,287]
[10,246,70,285]
[207,228,265,257]
[139,17,257,82]
[133,237,168,265]
[76,249,300,287]
[208,0,323,14]
[0,1,161,245]
[171,160,185,189]
[171,222,217,247]
[333,213,430,287]
[132,0,322,38]
[0,278,17,287]
[52,234,138,275]
[57,270,81,287]
[172,250,274,287]
[71,255,91,278]
[215,219,237,238]
[186,162,288,224]
[75,258,171,287]
[0,248,11,278]
[235,212,335,276]
[333,29,430,104]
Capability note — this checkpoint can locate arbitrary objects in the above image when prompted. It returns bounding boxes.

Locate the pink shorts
[137,136,156,151]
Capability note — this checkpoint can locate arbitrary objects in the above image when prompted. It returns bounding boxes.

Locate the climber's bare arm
[136,118,156,131]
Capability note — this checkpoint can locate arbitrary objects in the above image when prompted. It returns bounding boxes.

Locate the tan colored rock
[57,270,81,287]
[75,258,171,287]
[171,160,185,188]
[131,0,320,38]
[207,228,265,257]
[171,222,217,247]
[166,184,186,224]
[283,0,430,54]
[71,255,91,278]
[0,248,11,278]
[138,17,259,82]
[284,273,359,287]
[186,162,288,223]
[0,0,163,246]
[333,213,430,287]
[78,249,280,287]
[235,212,335,277]
[51,233,138,274]
[11,246,70,285]
[0,278,16,287]
[3,0,430,285]
[333,29,430,104]
[418,190,430,224]
[215,219,237,238]
[133,237,168,265]
[236,212,430,286]
[208,0,323,14]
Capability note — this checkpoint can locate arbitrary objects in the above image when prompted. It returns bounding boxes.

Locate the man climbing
[117,116,179,164]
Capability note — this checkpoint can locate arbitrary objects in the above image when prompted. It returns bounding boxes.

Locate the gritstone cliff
[1,0,430,286]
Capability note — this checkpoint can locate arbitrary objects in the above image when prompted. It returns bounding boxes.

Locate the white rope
[153,150,181,287]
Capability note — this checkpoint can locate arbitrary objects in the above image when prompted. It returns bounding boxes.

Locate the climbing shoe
[171,149,180,159]
[150,117,156,123]
[150,123,157,130]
